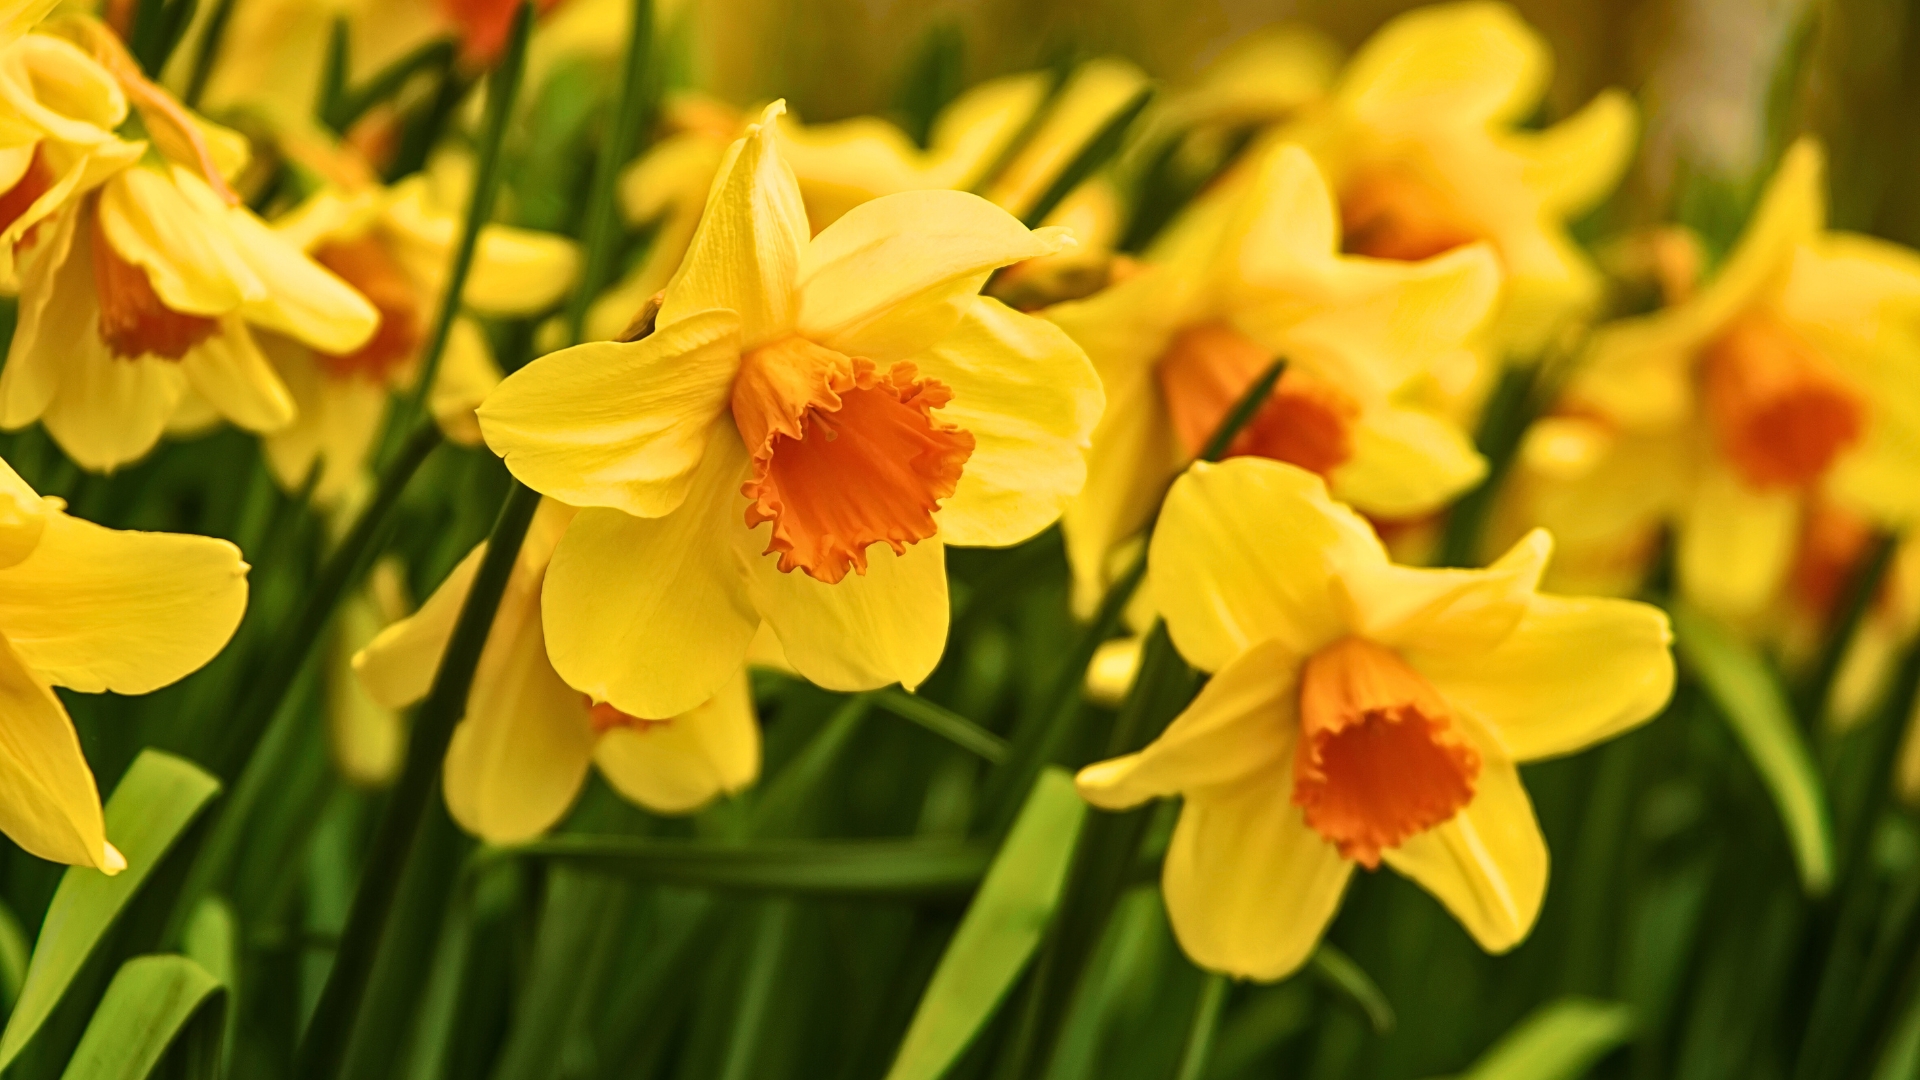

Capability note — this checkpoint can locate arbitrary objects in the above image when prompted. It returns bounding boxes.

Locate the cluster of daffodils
[7,0,1920,1000]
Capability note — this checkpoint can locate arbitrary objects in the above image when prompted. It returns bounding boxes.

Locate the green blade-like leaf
[180,898,237,1067]
[874,688,1009,763]
[884,767,1088,1080]
[1672,603,1835,893]
[494,837,990,898]
[0,750,221,1070]
[0,896,28,1011]
[56,955,224,1080]
[1453,997,1633,1080]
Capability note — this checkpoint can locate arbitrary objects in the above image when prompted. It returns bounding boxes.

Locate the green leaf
[0,750,221,1071]
[494,837,990,898]
[873,688,1009,763]
[884,767,1088,1080]
[180,898,237,1066]
[1452,997,1633,1080]
[0,897,29,1011]
[1311,944,1395,1034]
[57,955,225,1080]
[1672,603,1835,893]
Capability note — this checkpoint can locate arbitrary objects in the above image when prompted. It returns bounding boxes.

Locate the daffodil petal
[1338,1,1549,126]
[0,458,45,569]
[0,504,243,695]
[0,208,81,429]
[1680,139,1825,344]
[355,544,484,710]
[595,668,761,814]
[1507,89,1638,216]
[1329,404,1487,519]
[739,527,949,693]
[328,591,404,787]
[42,345,185,474]
[1162,775,1352,981]
[1149,459,1376,672]
[479,309,743,518]
[658,103,808,348]
[260,336,388,503]
[924,71,1048,190]
[1336,529,1549,657]
[1677,464,1799,622]
[796,189,1070,362]
[97,167,252,316]
[0,634,111,870]
[1077,638,1298,809]
[461,222,581,316]
[204,180,379,355]
[1381,742,1546,953]
[0,34,125,143]
[910,296,1101,548]
[544,431,760,719]
[182,318,296,434]
[443,552,596,845]
[1416,593,1674,762]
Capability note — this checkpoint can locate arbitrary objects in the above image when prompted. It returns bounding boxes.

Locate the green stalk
[1436,364,1538,569]
[1174,973,1231,1080]
[1798,531,1899,726]
[182,0,238,107]
[289,479,543,1080]
[563,0,655,345]
[396,1,533,432]
[716,901,797,1080]
[979,360,1284,831]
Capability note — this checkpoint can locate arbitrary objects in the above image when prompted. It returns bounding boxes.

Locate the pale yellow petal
[1161,774,1352,981]
[1677,464,1800,622]
[1148,459,1377,672]
[1415,594,1674,762]
[259,336,388,504]
[0,634,112,871]
[1335,529,1549,658]
[544,431,760,719]
[459,222,581,316]
[923,71,1048,190]
[41,342,185,474]
[200,175,378,355]
[1337,1,1549,126]
[181,318,296,434]
[0,208,81,428]
[1329,404,1487,519]
[443,551,596,844]
[595,668,761,814]
[0,508,246,694]
[97,167,252,316]
[354,545,485,710]
[739,525,949,694]
[479,308,742,518]
[658,102,808,348]
[328,589,404,788]
[908,296,1101,548]
[0,34,125,143]
[981,58,1147,219]
[1507,89,1637,216]
[777,113,931,228]
[1382,740,1546,953]
[0,457,45,569]
[796,189,1071,362]
[1077,638,1297,809]
[430,317,500,447]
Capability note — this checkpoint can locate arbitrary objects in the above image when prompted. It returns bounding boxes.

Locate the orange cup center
[1702,314,1865,491]
[1156,322,1361,475]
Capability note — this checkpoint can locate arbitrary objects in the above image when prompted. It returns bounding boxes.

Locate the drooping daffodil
[479,102,1103,719]
[354,498,759,840]
[0,456,248,871]
[0,17,378,472]
[1077,456,1674,979]
[1046,141,1499,612]
[1539,138,1920,624]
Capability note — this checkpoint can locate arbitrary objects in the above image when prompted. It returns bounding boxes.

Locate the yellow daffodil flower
[262,157,580,502]
[0,18,378,472]
[0,30,144,288]
[328,557,411,787]
[354,498,759,840]
[1544,139,1920,624]
[1046,141,1500,612]
[1078,457,1674,979]
[479,102,1102,718]
[1279,1,1636,355]
[0,456,248,871]
[1166,24,1339,133]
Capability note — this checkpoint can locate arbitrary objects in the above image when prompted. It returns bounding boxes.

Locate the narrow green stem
[1174,973,1230,1080]
[1799,531,1899,726]
[1437,363,1539,569]
[874,687,1008,763]
[716,901,796,1080]
[290,480,543,1080]
[397,1,532,430]
[182,0,238,107]
[564,0,654,345]
[1020,86,1154,228]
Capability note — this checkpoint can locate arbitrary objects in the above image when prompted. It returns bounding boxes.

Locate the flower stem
[1797,530,1899,727]
[1174,972,1231,1080]
[564,0,655,345]
[289,479,543,1080]
[397,0,533,432]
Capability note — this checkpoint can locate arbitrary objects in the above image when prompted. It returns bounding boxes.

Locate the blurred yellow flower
[0,18,378,472]
[0,456,248,871]
[1046,142,1499,612]
[1280,1,1636,355]
[1546,139,1920,623]
[354,498,759,840]
[479,102,1102,718]
[1077,457,1673,980]
[263,154,579,502]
